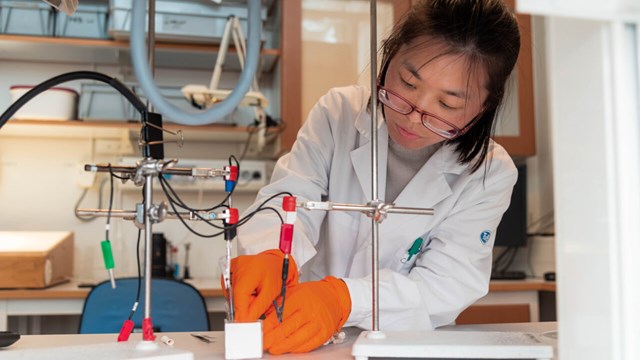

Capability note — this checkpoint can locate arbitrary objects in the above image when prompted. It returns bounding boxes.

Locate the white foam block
[224,321,262,359]
[352,330,554,360]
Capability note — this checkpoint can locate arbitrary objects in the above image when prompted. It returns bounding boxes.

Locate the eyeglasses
[377,84,480,140]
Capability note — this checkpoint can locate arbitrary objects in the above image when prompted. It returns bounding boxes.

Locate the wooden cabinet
[456,279,556,325]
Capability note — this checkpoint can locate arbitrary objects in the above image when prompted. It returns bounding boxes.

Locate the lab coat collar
[350,109,470,251]
[351,102,468,204]
[351,105,388,201]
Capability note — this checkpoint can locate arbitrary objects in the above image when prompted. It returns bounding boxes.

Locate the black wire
[493,247,519,273]
[527,232,555,237]
[157,155,240,213]
[110,172,129,181]
[492,246,515,271]
[0,71,146,129]
[106,164,115,241]
[128,229,143,321]
[500,247,519,273]
[158,177,227,230]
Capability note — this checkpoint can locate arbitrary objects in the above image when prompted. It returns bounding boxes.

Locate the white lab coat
[237,85,517,331]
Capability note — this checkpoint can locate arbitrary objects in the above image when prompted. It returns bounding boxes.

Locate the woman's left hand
[262,276,352,354]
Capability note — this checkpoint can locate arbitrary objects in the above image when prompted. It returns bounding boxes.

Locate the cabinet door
[456,304,531,324]
[281,0,409,150]
[494,0,536,157]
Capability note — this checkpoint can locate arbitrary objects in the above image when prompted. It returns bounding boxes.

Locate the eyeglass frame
[376,83,483,140]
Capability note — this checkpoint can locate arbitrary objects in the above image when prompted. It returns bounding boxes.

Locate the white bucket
[9,85,79,121]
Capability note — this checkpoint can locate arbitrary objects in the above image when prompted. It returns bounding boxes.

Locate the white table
[1,323,558,360]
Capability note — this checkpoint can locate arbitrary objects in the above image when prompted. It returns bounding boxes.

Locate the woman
[229,0,521,354]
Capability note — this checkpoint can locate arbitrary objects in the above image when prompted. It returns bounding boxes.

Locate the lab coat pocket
[391,245,418,275]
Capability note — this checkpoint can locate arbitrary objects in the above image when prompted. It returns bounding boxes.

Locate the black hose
[0,71,146,129]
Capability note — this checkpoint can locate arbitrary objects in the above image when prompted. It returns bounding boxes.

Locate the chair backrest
[79,277,209,334]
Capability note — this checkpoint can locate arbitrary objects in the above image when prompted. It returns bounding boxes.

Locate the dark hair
[379,0,521,172]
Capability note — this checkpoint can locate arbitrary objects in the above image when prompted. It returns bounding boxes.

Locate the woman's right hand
[226,249,298,321]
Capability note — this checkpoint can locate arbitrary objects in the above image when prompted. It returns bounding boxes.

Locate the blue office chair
[79,277,210,334]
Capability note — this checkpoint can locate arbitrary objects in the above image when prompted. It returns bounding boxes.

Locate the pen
[406,237,424,262]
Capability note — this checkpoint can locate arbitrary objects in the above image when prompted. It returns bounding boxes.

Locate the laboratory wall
[0,60,265,282]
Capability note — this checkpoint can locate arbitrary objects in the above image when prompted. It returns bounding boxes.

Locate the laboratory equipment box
[55,1,109,39]
[0,0,54,36]
[108,0,266,44]
[0,231,74,289]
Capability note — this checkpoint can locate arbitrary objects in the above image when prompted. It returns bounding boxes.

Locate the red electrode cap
[225,165,238,181]
[283,196,296,212]
[225,208,239,225]
[279,223,294,254]
[117,319,135,342]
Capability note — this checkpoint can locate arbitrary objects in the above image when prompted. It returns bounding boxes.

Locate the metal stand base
[352,330,553,360]
[2,341,193,360]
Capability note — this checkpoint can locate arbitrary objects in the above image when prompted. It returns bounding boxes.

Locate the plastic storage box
[78,82,137,122]
[9,85,78,120]
[131,85,209,124]
[0,0,54,36]
[55,1,109,39]
[108,0,266,44]
[79,83,205,124]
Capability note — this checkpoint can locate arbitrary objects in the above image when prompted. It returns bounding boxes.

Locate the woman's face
[382,38,489,150]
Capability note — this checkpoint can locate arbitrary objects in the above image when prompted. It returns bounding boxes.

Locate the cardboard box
[0,231,74,289]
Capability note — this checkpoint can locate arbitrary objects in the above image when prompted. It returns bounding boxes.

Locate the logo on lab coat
[480,230,491,245]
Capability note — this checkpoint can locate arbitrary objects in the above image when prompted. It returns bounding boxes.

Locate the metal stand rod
[369,0,381,333]
[76,209,229,220]
[143,173,154,325]
[85,164,229,178]
[299,201,434,216]
[226,193,235,322]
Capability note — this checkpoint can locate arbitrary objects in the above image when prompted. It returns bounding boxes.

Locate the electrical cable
[499,247,519,273]
[74,188,93,222]
[128,229,143,321]
[106,165,116,241]
[0,71,145,129]
[492,246,521,274]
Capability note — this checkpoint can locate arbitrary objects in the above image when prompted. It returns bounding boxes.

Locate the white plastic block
[224,320,263,359]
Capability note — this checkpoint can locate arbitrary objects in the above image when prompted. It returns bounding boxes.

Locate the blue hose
[130,0,262,125]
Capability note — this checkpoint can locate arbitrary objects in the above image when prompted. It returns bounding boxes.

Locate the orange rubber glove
[223,249,298,321]
[262,276,351,354]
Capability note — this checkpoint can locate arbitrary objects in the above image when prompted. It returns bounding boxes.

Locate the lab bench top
[1,323,559,360]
